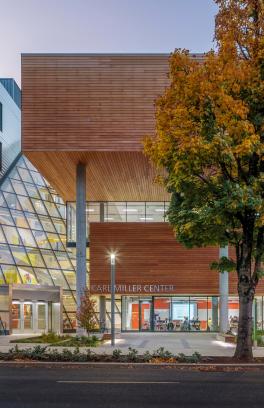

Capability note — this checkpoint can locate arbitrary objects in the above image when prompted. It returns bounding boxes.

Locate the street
[0,365,264,407]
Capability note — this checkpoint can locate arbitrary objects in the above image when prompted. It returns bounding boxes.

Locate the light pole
[110,253,116,346]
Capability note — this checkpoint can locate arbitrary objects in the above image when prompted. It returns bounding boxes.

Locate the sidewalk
[1,332,264,357]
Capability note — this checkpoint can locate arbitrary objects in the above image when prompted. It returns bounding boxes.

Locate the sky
[0,0,218,86]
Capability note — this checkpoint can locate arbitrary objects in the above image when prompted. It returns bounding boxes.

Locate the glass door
[12,302,21,331]
[23,303,33,331]
[37,303,47,331]
[139,299,152,331]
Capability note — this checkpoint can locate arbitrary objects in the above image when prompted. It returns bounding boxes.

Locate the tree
[76,289,98,337]
[144,0,264,360]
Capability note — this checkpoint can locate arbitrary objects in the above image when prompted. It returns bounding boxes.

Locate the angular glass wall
[0,156,79,331]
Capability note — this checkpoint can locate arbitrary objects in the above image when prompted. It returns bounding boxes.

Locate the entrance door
[11,301,48,333]
[139,300,152,331]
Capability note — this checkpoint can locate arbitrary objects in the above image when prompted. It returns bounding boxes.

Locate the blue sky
[0,0,218,85]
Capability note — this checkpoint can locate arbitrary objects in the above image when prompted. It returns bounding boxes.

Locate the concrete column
[100,202,105,223]
[99,296,106,332]
[219,246,229,333]
[211,297,219,331]
[76,163,87,333]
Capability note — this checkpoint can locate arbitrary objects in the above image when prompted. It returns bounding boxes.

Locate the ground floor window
[121,295,247,332]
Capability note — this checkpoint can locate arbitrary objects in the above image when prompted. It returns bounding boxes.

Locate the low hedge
[0,345,202,363]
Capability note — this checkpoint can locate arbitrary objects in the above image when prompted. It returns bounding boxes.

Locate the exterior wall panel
[90,223,264,295]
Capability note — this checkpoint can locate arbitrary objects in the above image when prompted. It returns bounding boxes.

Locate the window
[0,102,2,132]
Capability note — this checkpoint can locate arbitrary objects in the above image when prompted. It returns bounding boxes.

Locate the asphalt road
[0,365,264,408]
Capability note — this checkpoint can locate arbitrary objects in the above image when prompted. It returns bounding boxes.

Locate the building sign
[91,284,175,294]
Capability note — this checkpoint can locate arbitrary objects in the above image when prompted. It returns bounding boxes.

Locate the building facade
[1,54,264,335]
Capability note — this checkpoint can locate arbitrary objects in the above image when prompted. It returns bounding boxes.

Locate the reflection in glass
[2,265,21,283]
[3,225,21,245]
[26,248,45,267]
[3,192,21,210]
[10,246,31,266]
[18,228,36,247]
[18,267,37,284]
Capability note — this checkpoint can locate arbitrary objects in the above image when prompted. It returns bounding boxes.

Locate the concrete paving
[1,332,264,357]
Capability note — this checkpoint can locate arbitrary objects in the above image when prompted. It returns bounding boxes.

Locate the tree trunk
[234,279,255,360]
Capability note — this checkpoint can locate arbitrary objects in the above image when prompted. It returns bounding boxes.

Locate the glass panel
[0,244,14,264]
[2,265,21,283]
[38,187,52,201]
[0,192,7,207]
[17,228,36,247]
[23,157,36,171]
[49,269,69,289]
[17,167,33,183]
[41,250,60,269]
[146,202,165,222]
[3,225,22,245]
[122,296,139,331]
[10,246,31,266]
[10,210,28,228]
[190,297,209,331]
[38,304,46,330]
[47,232,64,250]
[18,267,37,284]
[24,303,33,330]
[126,202,145,222]
[30,171,45,186]
[25,212,42,230]
[12,303,21,329]
[139,299,152,331]
[32,230,50,249]
[1,180,14,193]
[34,268,53,286]
[0,268,6,284]
[106,202,126,222]
[154,297,171,331]
[0,207,13,225]
[24,182,40,199]
[55,252,74,270]
[66,313,77,329]
[11,180,27,196]
[63,291,76,310]
[3,192,21,210]
[9,168,21,180]
[18,196,34,212]
[171,297,190,331]
[39,216,56,232]
[53,219,66,234]
[44,201,60,218]
[18,157,28,169]
[56,203,65,218]
[31,199,48,215]
[26,248,45,267]
[63,271,76,290]
[66,202,76,243]
[86,202,100,222]
[228,297,239,335]
[0,227,5,243]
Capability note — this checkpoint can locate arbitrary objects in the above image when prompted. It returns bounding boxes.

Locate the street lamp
[110,253,116,346]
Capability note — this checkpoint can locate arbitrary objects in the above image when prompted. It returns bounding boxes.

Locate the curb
[1,361,264,368]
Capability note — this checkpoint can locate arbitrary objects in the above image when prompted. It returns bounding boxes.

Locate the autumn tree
[76,289,98,337]
[144,0,264,360]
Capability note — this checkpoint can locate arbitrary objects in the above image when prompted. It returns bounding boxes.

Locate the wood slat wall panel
[90,223,264,295]
[22,54,171,151]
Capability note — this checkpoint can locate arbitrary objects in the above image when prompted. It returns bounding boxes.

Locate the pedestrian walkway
[1,332,264,357]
